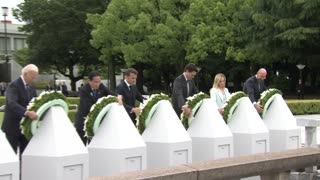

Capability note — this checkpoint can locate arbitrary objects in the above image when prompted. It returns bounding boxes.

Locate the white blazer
[210,87,230,108]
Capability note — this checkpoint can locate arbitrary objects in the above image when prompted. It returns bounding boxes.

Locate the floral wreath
[84,95,118,139]
[20,91,68,140]
[258,88,282,118]
[181,92,210,130]
[222,91,247,123]
[137,93,171,134]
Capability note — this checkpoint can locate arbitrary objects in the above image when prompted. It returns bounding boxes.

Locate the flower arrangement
[181,92,210,129]
[137,93,171,134]
[84,95,118,139]
[222,91,247,123]
[20,91,68,140]
[258,88,282,118]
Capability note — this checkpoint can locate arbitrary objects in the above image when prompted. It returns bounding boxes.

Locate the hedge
[0,96,320,123]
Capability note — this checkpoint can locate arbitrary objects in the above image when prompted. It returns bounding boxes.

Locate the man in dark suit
[116,68,145,125]
[75,71,122,145]
[171,63,199,117]
[243,68,267,113]
[1,64,39,155]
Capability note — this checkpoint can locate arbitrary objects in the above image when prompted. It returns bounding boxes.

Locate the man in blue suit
[116,68,145,125]
[2,64,39,154]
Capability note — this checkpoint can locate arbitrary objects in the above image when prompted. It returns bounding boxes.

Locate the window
[0,37,10,51]
[14,38,26,50]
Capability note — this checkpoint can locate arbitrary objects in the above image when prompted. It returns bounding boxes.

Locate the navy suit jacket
[243,75,267,103]
[116,81,144,115]
[171,74,199,116]
[74,83,115,130]
[1,77,37,136]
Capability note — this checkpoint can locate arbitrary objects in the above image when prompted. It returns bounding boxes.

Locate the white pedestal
[188,99,233,162]
[228,97,269,180]
[88,104,146,176]
[142,100,192,168]
[227,97,270,157]
[22,106,88,180]
[263,94,301,152]
[0,130,19,180]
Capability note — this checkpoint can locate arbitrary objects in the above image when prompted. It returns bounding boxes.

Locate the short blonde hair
[21,64,39,75]
[212,73,226,89]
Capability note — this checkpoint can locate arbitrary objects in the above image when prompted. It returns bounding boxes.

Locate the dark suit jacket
[116,81,144,117]
[74,83,115,130]
[243,75,266,103]
[1,77,37,136]
[171,74,199,115]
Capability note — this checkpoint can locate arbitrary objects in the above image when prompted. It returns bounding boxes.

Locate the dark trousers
[76,128,89,146]
[129,113,137,126]
[5,133,29,156]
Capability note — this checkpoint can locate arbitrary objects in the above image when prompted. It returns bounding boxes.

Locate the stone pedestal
[0,130,19,180]
[228,97,269,180]
[88,104,146,177]
[227,97,270,156]
[188,99,233,162]
[263,94,301,152]
[22,106,88,180]
[142,100,192,168]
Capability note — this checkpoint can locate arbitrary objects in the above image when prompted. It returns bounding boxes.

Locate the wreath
[258,88,282,118]
[222,91,247,123]
[84,95,118,139]
[136,93,171,134]
[20,91,68,140]
[181,92,210,129]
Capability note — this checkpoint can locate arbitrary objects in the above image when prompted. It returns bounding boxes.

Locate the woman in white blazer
[210,73,230,115]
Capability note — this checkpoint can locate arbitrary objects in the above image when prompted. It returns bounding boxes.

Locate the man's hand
[182,105,192,118]
[218,108,224,115]
[132,107,141,116]
[27,111,38,120]
[117,95,123,105]
[255,103,264,113]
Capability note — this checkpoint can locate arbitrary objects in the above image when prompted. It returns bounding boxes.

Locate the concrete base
[192,137,233,162]
[0,131,19,180]
[22,155,88,180]
[88,147,146,177]
[233,133,269,157]
[269,129,301,152]
[146,141,192,169]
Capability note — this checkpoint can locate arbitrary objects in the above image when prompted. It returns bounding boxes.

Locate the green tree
[13,0,109,91]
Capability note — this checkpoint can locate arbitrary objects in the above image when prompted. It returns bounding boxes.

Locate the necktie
[25,84,32,100]
[92,89,97,98]
[128,85,131,91]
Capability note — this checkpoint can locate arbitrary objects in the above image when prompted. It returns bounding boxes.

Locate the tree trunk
[108,59,116,91]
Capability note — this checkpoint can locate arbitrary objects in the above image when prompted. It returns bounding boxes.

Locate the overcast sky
[0,0,24,24]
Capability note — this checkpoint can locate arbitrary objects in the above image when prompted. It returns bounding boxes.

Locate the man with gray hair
[1,64,39,155]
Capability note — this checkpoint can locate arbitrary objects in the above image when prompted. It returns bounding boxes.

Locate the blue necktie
[92,89,97,98]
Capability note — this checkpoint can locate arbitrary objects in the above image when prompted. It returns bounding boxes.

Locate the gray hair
[21,64,39,75]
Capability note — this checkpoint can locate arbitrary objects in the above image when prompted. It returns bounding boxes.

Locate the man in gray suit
[171,63,199,117]
[243,68,267,113]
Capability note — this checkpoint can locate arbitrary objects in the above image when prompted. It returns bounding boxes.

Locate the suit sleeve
[116,84,133,113]
[5,83,26,117]
[244,79,256,103]
[172,78,186,109]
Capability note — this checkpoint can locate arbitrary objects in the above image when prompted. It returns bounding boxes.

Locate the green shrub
[286,100,320,115]
[67,97,80,106]
[68,110,77,124]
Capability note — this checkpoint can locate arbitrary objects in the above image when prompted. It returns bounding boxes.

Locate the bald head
[22,64,39,85]
[256,68,267,80]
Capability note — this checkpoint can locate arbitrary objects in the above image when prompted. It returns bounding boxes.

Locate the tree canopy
[13,0,109,90]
